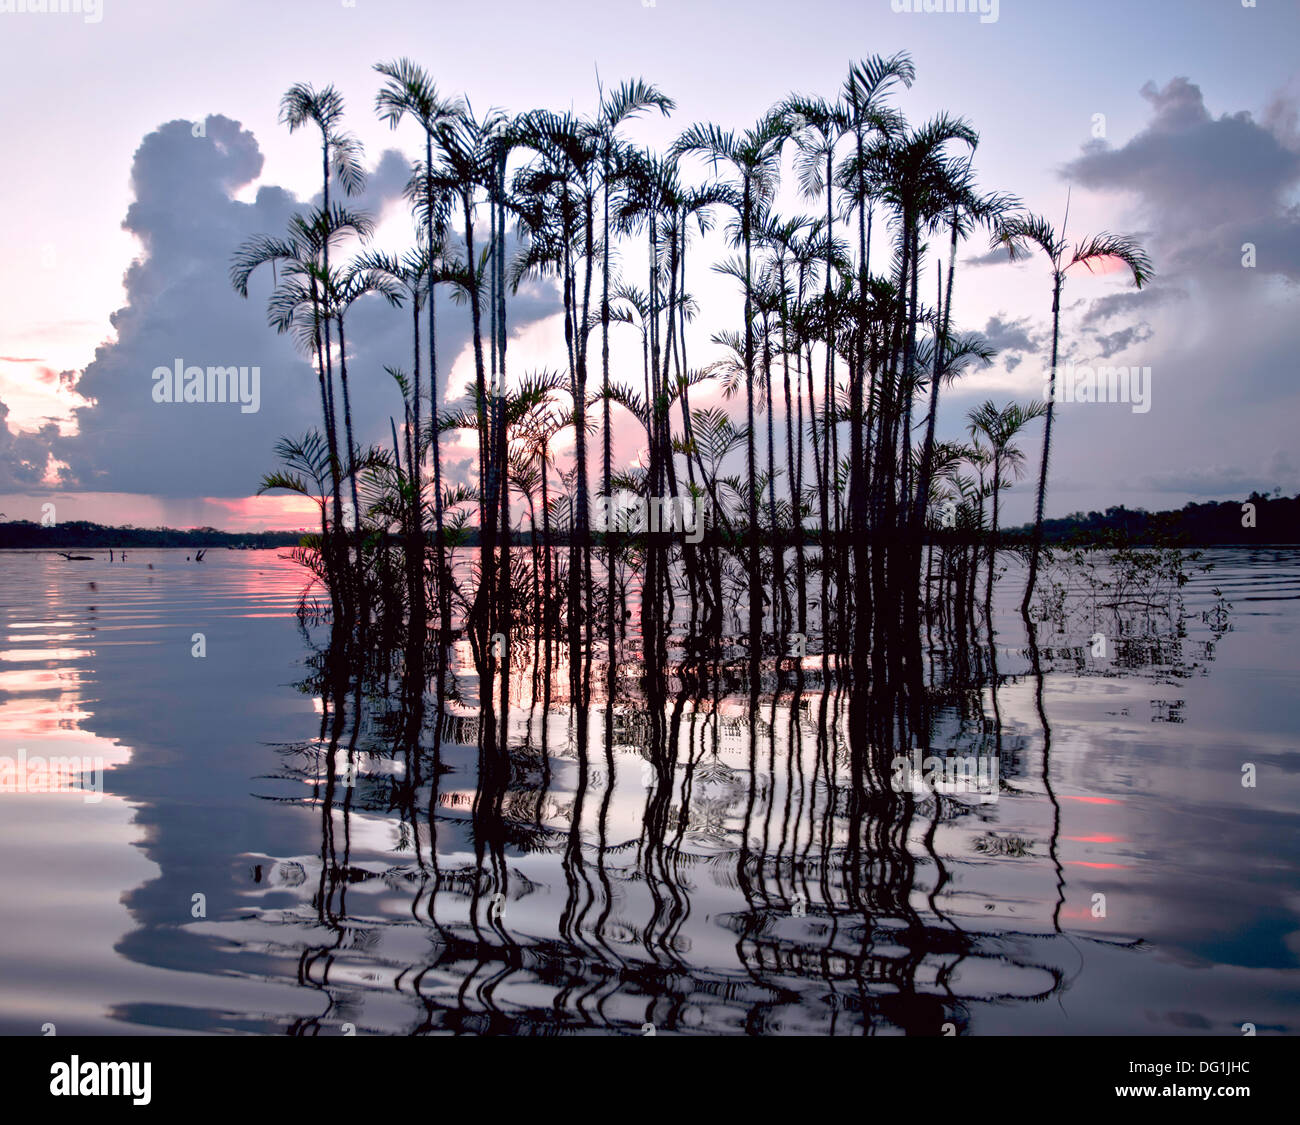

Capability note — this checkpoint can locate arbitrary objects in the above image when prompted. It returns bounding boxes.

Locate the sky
[0,0,1297,531]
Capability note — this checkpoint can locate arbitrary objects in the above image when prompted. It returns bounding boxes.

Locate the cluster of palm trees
[231,53,1151,693]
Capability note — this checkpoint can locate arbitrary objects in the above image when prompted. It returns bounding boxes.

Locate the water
[1,546,1298,1035]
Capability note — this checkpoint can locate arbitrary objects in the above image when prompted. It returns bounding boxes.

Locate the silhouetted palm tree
[994,210,1153,614]
[967,398,1047,610]
[374,59,464,641]
[279,83,367,550]
[674,112,785,664]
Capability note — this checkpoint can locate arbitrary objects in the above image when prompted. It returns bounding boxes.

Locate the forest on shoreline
[2,491,1295,551]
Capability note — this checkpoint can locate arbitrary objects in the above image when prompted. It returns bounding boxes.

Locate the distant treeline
[0,521,305,550]
[1004,492,1300,546]
[3,494,1296,553]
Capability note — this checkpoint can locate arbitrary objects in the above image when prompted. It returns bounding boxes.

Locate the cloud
[964,246,1013,267]
[980,78,1300,522]
[1093,322,1154,358]
[981,313,1039,356]
[0,400,58,490]
[1078,284,1186,327]
[22,114,560,501]
[1134,449,1300,497]
[1063,77,1300,281]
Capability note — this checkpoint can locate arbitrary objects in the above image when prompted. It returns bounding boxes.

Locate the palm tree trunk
[1021,273,1062,616]
[986,464,1000,612]
[425,133,450,645]
[742,181,761,674]
[408,299,426,632]
[913,217,959,531]
[495,158,511,688]
[762,313,783,635]
[601,155,616,672]
[780,285,804,638]
[462,189,493,656]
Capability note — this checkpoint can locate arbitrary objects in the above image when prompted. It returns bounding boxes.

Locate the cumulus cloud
[22,114,559,501]
[970,312,1044,376]
[964,246,1014,267]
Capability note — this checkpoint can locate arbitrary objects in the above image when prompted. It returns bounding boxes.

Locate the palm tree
[910,162,1018,534]
[279,83,367,568]
[753,271,786,630]
[863,113,977,524]
[591,80,674,658]
[374,59,464,642]
[259,431,339,575]
[758,213,815,633]
[322,259,396,533]
[512,107,606,688]
[349,246,442,622]
[231,204,374,613]
[994,210,1153,614]
[783,54,914,637]
[673,112,785,664]
[780,98,845,643]
[966,399,1047,611]
[431,100,504,656]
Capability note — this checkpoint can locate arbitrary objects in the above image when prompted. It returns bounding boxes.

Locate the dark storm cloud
[35,115,558,500]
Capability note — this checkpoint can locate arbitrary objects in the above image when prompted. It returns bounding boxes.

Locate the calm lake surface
[1,546,1298,1035]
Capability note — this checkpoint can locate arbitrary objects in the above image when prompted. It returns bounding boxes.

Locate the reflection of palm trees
[242,598,1212,1033]
[1022,608,1066,932]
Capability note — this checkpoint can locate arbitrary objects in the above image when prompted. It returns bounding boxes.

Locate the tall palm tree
[785,55,915,648]
[432,100,502,655]
[279,83,367,566]
[781,98,843,641]
[673,112,785,665]
[374,59,465,642]
[231,203,374,613]
[322,258,394,534]
[592,80,674,657]
[513,107,604,688]
[994,211,1153,614]
[910,161,1018,534]
[863,113,977,522]
[349,246,439,620]
[759,213,817,635]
